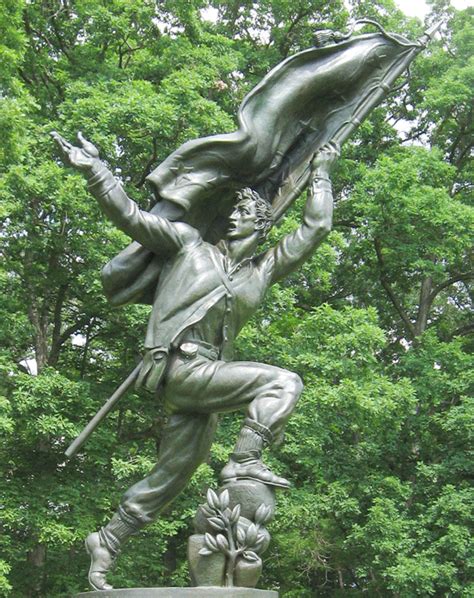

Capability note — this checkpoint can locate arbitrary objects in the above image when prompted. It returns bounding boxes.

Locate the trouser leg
[120,412,218,522]
[86,411,217,591]
[232,418,273,462]
[99,411,215,554]
[229,370,303,487]
[163,356,304,487]
[163,356,304,435]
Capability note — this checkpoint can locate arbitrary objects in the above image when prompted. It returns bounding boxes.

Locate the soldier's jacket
[87,168,333,388]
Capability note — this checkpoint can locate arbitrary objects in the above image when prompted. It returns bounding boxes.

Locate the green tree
[0,1,472,596]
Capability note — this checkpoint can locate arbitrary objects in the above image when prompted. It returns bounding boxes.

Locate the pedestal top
[76,587,278,598]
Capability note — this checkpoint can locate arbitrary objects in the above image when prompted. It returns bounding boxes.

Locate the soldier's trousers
[120,353,303,523]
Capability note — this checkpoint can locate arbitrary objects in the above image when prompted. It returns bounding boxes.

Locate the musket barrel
[65,362,142,459]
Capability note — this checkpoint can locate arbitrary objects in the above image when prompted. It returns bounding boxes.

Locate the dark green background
[0,1,472,596]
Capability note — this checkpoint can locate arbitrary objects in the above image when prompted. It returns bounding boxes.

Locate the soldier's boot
[85,506,142,591]
[220,418,290,489]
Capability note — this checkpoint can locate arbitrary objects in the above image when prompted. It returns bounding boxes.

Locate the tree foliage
[0,1,472,596]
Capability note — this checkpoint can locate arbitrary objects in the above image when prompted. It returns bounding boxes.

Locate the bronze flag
[102,25,433,307]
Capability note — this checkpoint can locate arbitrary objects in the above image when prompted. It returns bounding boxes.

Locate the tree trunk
[414,276,433,337]
[27,542,46,597]
[28,302,49,372]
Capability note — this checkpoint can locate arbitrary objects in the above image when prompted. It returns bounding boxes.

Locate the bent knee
[278,371,304,397]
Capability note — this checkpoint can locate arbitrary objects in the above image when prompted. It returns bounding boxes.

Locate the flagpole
[272,21,442,222]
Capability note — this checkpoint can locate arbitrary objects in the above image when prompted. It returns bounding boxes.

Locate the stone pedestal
[76,588,278,597]
[188,482,276,589]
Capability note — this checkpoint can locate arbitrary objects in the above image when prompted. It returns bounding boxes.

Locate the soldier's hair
[235,187,274,241]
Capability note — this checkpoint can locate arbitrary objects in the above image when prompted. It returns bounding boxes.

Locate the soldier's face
[227,200,258,240]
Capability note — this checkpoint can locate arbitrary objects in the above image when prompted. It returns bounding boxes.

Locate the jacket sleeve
[87,167,199,254]
[258,176,333,284]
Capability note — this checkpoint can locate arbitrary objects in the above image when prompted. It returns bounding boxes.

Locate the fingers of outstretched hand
[51,133,75,167]
[77,131,99,157]
[51,131,72,155]
[312,142,339,166]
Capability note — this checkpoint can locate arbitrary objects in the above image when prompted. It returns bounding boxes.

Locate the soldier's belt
[178,340,219,361]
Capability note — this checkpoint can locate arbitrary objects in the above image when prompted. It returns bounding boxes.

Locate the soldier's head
[227,188,273,242]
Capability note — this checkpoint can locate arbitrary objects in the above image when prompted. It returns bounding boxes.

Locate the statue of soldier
[53,131,339,591]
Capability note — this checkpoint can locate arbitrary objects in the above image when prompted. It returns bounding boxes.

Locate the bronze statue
[52,21,439,592]
[53,130,338,591]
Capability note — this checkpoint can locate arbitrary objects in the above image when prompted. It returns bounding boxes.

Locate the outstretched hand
[311,141,340,174]
[51,131,102,174]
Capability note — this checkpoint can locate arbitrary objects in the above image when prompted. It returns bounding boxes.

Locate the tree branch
[334,219,359,229]
[135,138,158,188]
[48,315,94,366]
[450,322,474,339]
[118,417,164,442]
[57,317,92,348]
[429,271,474,303]
[414,276,433,336]
[50,16,75,62]
[50,283,68,356]
[374,238,416,338]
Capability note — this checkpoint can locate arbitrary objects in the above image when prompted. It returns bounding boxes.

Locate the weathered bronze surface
[53,20,438,593]
[54,130,336,592]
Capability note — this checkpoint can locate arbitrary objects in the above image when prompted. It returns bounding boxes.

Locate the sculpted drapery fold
[101,31,417,307]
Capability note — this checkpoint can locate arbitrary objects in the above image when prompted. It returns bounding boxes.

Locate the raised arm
[51,132,198,255]
[260,143,338,284]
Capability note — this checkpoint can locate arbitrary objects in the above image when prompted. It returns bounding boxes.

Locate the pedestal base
[76,588,278,597]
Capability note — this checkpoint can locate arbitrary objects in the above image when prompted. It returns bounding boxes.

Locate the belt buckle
[180,342,198,359]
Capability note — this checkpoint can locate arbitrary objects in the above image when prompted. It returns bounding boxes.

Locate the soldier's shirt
[87,167,332,359]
